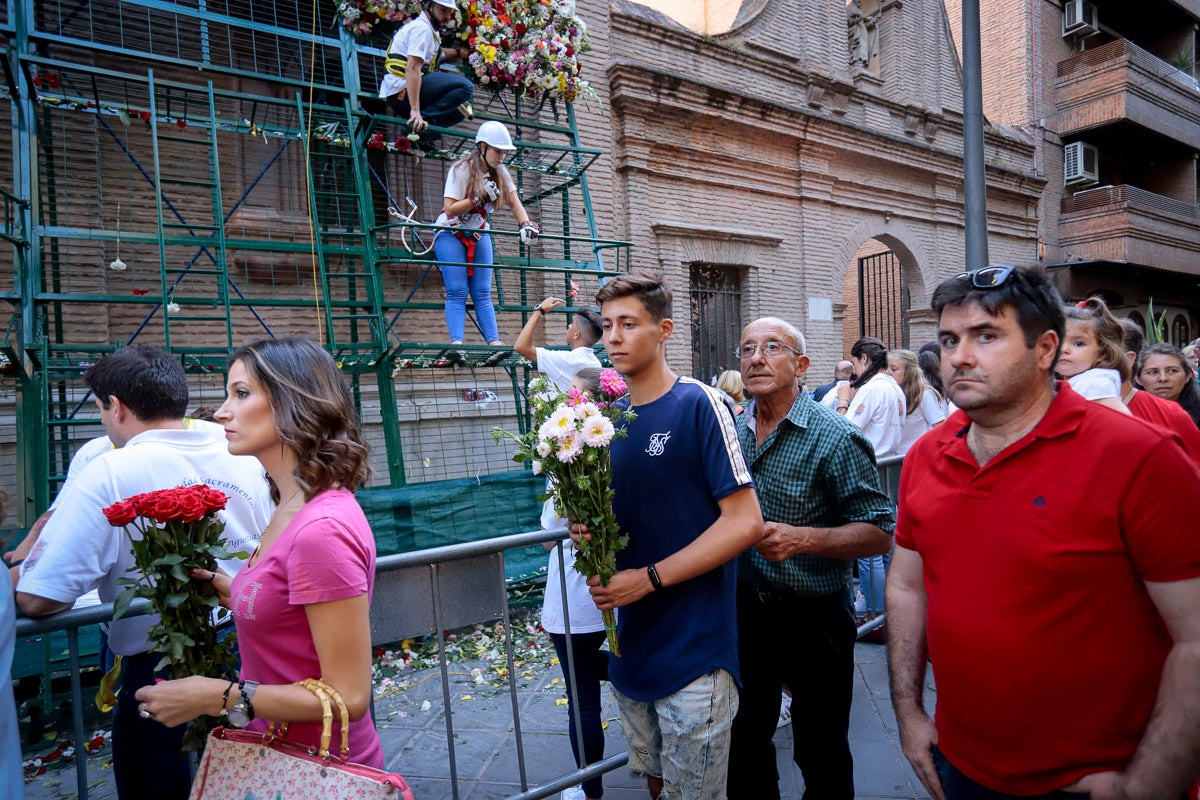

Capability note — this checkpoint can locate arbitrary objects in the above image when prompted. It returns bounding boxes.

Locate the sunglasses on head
[957,265,1016,289]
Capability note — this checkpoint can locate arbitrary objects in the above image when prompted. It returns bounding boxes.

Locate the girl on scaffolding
[434,120,540,365]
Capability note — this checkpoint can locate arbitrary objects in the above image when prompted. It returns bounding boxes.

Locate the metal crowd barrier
[12,454,905,800]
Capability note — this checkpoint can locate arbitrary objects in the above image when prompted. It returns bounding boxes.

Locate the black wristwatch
[227,680,259,728]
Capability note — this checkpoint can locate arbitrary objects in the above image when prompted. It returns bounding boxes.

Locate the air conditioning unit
[1062,0,1100,38]
[1064,141,1100,186]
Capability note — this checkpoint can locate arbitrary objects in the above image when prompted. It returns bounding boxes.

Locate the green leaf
[164,593,190,609]
[112,588,136,620]
[170,563,189,583]
[151,554,186,567]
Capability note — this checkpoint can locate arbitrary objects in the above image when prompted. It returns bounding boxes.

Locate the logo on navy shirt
[645,431,672,456]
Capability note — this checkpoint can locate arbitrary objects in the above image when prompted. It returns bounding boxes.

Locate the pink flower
[599,369,626,398]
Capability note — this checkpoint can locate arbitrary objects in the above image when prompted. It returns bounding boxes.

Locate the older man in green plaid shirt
[726,317,896,800]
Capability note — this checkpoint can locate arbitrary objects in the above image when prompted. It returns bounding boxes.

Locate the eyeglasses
[735,341,801,360]
[957,265,1016,288]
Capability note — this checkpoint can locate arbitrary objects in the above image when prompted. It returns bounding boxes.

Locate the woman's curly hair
[228,337,370,502]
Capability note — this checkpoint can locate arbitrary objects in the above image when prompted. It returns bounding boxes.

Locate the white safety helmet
[475,120,516,151]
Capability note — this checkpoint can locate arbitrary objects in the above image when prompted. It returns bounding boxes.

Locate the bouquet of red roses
[104,484,245,750]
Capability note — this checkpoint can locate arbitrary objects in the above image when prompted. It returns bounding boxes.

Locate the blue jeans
[112,651,189,800]
[550,631,609,798]
[386,70,474,128]
[857,550,891,615]
[728,586,857,800]
[434,231,499,342]
[932,747,1091,799]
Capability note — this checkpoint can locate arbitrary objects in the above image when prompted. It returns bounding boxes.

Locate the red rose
[514,22,526,35]
[145,490,185,523]
[45,73,61,89]
[139,111,151,122]
[127,492,156,516]
[176,492,208,523]
[103,501,137,527]
[176,118,187,129]
[193,485,227,513]
[394,136,411,152]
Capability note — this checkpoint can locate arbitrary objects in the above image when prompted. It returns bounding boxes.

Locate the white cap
[475,120,516,151]
[427,0,457,9]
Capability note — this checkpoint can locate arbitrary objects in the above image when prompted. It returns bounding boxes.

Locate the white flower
[536,439,553,458]
[580,414,615,447]
[166,302,181,314]
[545,405,577,440]
[573,401,600,418]
[531,459,543,475]
[555,430,584,463]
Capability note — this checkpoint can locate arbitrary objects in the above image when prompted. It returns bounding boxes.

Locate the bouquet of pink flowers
[104,484,245,750]
[493,369,634,654]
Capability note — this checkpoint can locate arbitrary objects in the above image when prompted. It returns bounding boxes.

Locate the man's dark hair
[594,269,672,322]
[575,309,603,345]
[930,266,1065,358]
[849,337,888,389]
[84,345,188,421]
[1119,317,1145,356]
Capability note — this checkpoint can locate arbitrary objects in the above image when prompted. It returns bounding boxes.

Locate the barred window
[690,264,743,384]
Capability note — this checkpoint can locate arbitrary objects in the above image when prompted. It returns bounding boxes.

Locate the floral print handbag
[188,678,414,800]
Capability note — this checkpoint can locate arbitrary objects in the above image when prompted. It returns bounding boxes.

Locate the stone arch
[832,219,933,308]
[833,221,934,352]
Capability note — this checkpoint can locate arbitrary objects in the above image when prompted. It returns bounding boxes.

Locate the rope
[303,0,324,345]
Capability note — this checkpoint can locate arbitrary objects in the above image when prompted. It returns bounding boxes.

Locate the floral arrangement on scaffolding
[335,0,593,103]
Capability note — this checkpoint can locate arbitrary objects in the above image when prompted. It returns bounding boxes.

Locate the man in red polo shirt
[887,265,1200,800]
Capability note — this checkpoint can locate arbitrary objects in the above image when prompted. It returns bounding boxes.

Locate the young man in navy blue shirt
[584,269,763,799]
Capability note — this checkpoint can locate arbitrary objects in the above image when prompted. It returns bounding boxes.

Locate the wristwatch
[533,304,545,315]
[227,680,259,728]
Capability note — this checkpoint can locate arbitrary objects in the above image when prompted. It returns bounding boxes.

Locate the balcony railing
[1057,39,1199,94]
[1061,184,1200,219]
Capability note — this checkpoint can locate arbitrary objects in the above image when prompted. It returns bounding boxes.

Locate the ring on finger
[138,704,152,719]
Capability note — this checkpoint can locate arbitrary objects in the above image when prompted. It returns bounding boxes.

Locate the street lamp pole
[961,0,989,269]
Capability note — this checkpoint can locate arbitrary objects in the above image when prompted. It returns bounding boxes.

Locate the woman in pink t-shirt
[135,336,383,768]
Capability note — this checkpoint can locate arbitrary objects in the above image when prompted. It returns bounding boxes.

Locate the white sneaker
[777,691,793,728]
[561,787,586,800]
[854,591,867,615]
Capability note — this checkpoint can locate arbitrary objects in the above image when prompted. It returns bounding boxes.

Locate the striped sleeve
[682,377,753,488]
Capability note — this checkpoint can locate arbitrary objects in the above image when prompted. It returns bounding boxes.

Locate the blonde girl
[433,121,540,359]
[886,349,946,455]
[1059,298,1132,416]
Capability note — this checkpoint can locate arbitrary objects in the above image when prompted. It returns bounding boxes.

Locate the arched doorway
[841,238,911,351]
